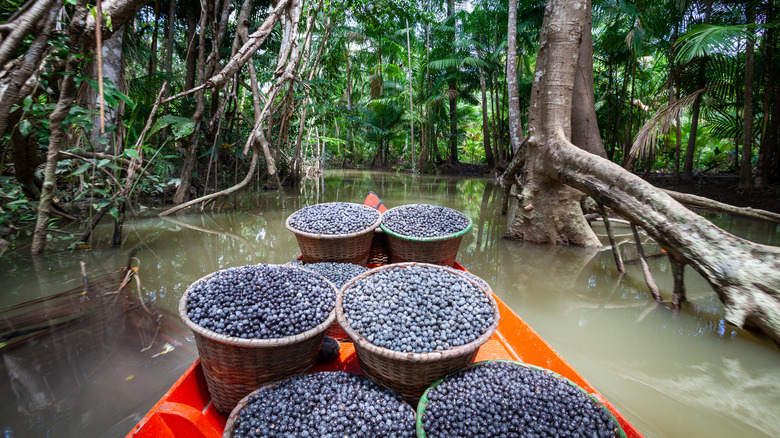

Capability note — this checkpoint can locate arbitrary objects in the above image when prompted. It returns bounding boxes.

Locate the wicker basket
[380,206,473,267]
[367,229,391,264]
[416,360,627,438]
[179,269,336,414]
[336,263,499,405]
[286,203,382,265]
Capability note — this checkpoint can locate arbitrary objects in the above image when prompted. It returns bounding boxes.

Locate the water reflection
[0,169,778,438]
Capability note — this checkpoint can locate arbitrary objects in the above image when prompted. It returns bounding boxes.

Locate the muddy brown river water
[0,170,778,437]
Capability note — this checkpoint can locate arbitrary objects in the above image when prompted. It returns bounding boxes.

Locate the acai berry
[230,371,415,438]
[185,264,335,339]
[421,361,620,438]
[342,265,494,353]
[301,262,370,288]
[288,202,380,235]
[381,204,470,238]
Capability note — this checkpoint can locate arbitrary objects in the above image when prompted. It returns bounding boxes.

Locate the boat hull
[128,195,643,438]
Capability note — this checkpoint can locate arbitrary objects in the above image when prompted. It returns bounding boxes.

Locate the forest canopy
[0,0,778,256]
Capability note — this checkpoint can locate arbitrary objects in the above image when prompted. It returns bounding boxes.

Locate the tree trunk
[0,0,57,67]
[185,10,198,90]
[682,86,703,181]
[489,73,499,164]
[502,0,780,344]
[0,0,64,140]
[447,0,458,165]
[149,0,160,76]
[739,5,756,189]
[31,1,88,254]
[173,2,207,204]
[406,18,414,167]
[9,108,42,198]
[759,2,778,185]
[165,0,175,81]
[478,63,495,168]
[497,69,506,161]
[90,25,125,155]
[503,0,599,246]
[670,22,682,182]
[506,0,524,155]
[682,2,712,182]
[570,6,605,159]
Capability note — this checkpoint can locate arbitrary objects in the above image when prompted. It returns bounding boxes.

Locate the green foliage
[0,178,36,232]
[150,115,196,140]
[676,24,753,63]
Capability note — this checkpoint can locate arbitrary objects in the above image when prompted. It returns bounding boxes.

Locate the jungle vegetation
[1,1,779,338]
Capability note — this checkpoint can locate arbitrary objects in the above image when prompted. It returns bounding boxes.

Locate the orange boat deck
[128,291,642,438]
[128,194,642,437]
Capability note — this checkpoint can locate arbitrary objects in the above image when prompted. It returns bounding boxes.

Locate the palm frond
[429,58,461,70]
[461,56,490,70]
[675,24,752,63]
[453,37,477,51]
[630,87,707,160]
[704,110,741,139]
[367,95,407,108]
[423,93,448,107]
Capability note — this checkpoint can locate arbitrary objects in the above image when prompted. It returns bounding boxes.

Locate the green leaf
[150,115,196,140]
[71,163,92,176]
[123,149,139,159]
[23,96,32,111]
[97,159,110,168]
[93,199,112,211]
[109,206,119,220]
[18,120,31,137]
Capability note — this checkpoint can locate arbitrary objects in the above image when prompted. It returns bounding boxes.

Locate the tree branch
[159,148,259,216]
[662,188,780,224]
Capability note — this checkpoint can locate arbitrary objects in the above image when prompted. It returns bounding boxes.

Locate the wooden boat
[128,195,644,438]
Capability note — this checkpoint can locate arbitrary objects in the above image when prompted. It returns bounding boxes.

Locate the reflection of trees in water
[0,272,194,436]
[624,357,780,437]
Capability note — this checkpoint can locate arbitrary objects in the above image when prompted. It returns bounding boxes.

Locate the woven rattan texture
[179,272,336,414]
[385,234,464,266]
[286,203,382,265]
[367,229,391,264]
[336,263,500,405]
[324,322,350,342]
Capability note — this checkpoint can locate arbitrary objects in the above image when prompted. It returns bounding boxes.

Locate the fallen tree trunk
[553,132,780,343]
[662,189,780,224]
[502,0,780,344]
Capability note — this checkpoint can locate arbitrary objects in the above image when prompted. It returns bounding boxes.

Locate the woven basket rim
[336,262,499,363]
[222,378,284,438]
[379,205,473,242]
[285,202,382,240]
[179,265,337,348]
[414,360,628,438]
